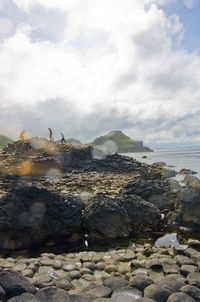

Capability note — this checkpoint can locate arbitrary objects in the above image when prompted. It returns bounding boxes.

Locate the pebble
[52,260,63,269]
[0,242,200,301]
[167,292,197,302]
[63,264,78,272]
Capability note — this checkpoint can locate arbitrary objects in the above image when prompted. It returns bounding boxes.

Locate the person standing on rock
[19,130,26,141]
[61,132,66,144]
[48,128,54,141]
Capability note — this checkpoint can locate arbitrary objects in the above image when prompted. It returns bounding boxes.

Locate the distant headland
[0,135,13,147]
[90,130,153,153]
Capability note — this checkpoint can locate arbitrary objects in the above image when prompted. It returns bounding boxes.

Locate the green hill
[0,135,13,148]
[91,130,153,153]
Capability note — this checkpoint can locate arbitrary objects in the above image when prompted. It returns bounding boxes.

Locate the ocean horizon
[123,147,200,181]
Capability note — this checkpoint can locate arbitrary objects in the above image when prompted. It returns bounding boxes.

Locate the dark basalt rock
[175,187,200,230]
[7,293,40,302]
[156,275,186,292]
[167,292,196,302]
[117,194,161,232]
[0,186,85,250]
[131,298,157,302]
[0,270,36,299]
[119,178,169,200]
[119,176,177,212]
[103,277,129,291]
[143,283,172,302]
[119,174,200,230]
[129,275,154,291]
[83,194,132,242]
[35,286,71,302]
[180,284,200,302]
[0,286,6,302]
[69,294,95,301]
[84,285,112,298]
[83,193,161,243]
[0,139,93,176]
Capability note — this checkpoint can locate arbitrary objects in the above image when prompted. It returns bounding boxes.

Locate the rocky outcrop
[180,168,197,175]
[184,175,200,188]
[119,178,169,201]
[0,186,84,250]
[0,139,154,176]
[0,269,36,299]
[118,194,161,232]
[151,162,177,179]
[83,194,132,241]
[0,139,200,249]
[83,193,161,243]
[0,184,162,249]
[175,187,200,230]
[118,175,200,231]
[0,139,93,176]
[0,181,162,250]
[119,177,176,211]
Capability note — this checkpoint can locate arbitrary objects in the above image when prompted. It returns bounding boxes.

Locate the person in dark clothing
[48,128,54,141]
[19,130,25,141]
[61,132,66,144]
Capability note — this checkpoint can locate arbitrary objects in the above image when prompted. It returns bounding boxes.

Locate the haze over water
[125,148,200,181]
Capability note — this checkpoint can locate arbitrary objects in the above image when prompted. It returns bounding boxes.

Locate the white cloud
[0,0,4,9]
[11,0,76,12]
[11,0,175,12]
[0,18,13,34]
[146,0,175,5]
[0,0,200,146]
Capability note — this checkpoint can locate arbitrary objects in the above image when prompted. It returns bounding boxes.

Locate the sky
[0,0,200,148]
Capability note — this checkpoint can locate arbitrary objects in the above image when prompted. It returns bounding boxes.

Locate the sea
[123,148,200,182]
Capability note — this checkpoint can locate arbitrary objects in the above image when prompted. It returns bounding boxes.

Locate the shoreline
[122,148,200,181]
[0,141,200,300]
[0,140,200,252]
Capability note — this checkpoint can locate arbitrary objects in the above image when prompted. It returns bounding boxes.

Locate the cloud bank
[0,0,200,147]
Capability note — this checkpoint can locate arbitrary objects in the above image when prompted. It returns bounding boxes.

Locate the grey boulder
[0,269,36,300]
[0,186,84,249]
[83,193,161,242]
